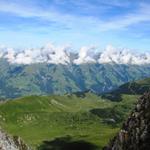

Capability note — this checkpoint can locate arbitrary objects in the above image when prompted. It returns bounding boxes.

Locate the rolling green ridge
[0,59,150,99]
[116,77,150,94]
[102,77,150,102]
[0,92,139,149]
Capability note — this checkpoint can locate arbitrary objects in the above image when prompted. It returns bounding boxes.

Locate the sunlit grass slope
[0,92,139,149]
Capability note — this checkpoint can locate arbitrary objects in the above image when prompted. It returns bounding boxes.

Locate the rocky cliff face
[0,129,30,150]
[104,92,150,150]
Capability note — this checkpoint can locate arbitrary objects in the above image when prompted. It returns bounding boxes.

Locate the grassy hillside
[0,92,139,149]
[116,77,150,94]
[101,77,150,102]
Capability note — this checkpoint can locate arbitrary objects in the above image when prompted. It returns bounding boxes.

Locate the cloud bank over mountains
[0,44,150,65]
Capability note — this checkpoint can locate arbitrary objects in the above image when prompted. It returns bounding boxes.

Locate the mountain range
[0,60,150,99]
[0,44,150,99]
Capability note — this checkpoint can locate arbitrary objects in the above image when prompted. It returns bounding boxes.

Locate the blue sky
[0,0,150,52]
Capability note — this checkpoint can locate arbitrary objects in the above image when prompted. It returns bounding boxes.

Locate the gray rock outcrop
[104,92,150,150]
[0,129,30,150]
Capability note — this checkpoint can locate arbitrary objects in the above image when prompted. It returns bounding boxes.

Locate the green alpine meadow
[0,87,142,149]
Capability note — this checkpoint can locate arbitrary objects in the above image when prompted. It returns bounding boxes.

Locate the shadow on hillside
[101,93,122,101]
[90,107,124,124]
[38,136,99,150]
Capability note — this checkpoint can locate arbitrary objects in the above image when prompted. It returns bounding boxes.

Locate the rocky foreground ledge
[104,92,150,150]
[0,129,30,150]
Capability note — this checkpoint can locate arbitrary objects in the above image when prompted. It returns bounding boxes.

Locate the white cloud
[3,48,16,62]
[74,46,96,64]
[0,44,150,65]
[98,45,150,65]
[0,45,5,58]
[1,43,71,65]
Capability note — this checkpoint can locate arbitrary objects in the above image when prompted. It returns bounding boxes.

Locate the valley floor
[0,93,139,149]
